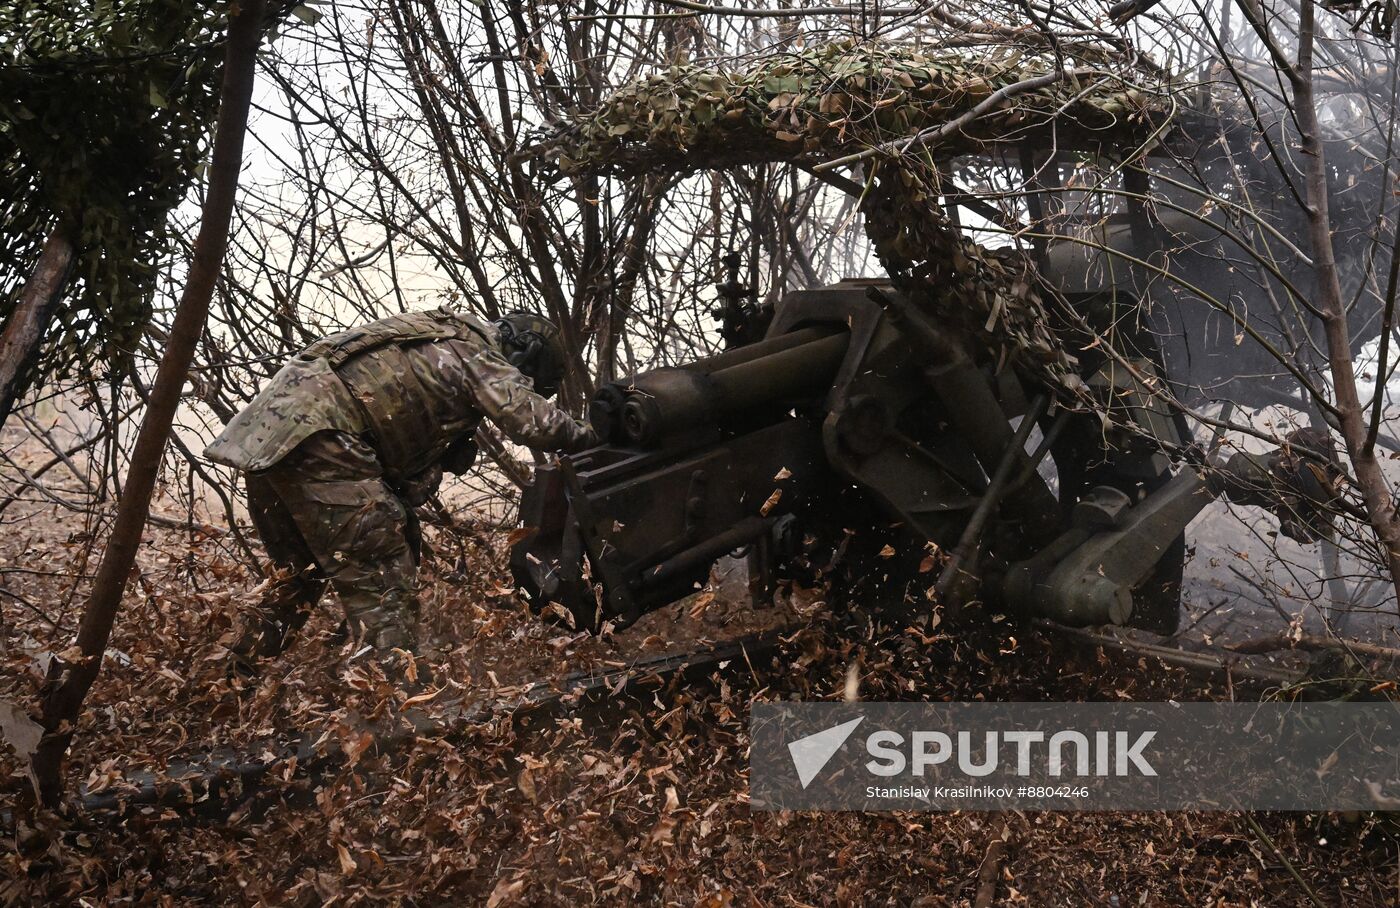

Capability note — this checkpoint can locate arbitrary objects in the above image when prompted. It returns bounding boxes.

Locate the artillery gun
[511,41,1361,639]
[509,278,1327,638]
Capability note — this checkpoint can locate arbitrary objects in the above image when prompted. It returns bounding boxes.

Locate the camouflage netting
[548,40,1178,394]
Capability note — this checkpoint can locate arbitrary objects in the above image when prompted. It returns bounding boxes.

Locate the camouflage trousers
[242,431,421,657]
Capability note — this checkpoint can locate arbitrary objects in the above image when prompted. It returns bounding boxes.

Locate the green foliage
[0,0,230,385]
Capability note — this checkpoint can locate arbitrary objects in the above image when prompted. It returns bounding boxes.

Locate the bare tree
[7,1,1400,817]
[0,230,73,428]
[32,0,267,807]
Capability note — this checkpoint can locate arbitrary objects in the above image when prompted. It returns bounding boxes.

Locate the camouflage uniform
[205,307,596,655]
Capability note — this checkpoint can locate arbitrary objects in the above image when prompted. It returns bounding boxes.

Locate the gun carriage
[510,277,1250,637]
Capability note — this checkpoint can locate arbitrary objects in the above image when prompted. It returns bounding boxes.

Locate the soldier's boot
[227,568,326,676]
[341,587,435,686]
[341,591,448,735]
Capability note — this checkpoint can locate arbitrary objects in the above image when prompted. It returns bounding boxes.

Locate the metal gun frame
[513,280,1251,635]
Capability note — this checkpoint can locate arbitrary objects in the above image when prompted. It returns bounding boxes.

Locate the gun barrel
[708,328,848,410]
[681,325,838,374]
[597,327,850,446]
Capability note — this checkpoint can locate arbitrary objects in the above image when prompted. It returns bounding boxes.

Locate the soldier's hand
[569,422,601,453]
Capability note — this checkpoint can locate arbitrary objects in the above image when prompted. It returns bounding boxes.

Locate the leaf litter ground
[0,488,1396,905]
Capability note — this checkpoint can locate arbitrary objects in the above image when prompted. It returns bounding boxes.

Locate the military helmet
[495,310,566,398]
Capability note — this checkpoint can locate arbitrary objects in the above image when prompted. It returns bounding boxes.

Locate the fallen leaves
[2,484,1393,906]
[336,842,357,875]
[487,876,525,907]
[342,729,375,767]
[517,766,538,803]
[0,699,42,796]
[0,699,41,760]
[689,590,715,619]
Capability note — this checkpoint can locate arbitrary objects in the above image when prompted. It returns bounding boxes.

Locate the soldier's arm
[462,344,598,453]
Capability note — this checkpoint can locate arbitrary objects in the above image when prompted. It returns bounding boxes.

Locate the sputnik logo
[787,717,864,788]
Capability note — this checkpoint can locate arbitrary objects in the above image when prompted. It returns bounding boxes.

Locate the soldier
[205,307,597,670]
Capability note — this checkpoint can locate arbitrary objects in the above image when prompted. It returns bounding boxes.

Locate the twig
[1226,565,1298,627]
[974,827,1008,908]
[814,70,1082,172]
[1044,622,1306,689]
[146,511,231,537]
[0,586,62,630]
[0,449,93,511]
[1106,0,1163,24]
[1227,633,1400,663]
[650,0,928,18]
[1242,813,1327,908]
[17,411,95,492]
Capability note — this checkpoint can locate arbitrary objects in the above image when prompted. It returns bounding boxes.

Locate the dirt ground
[1,475,1398,905]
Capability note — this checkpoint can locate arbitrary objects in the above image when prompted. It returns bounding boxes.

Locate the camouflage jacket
[204,307,595,478]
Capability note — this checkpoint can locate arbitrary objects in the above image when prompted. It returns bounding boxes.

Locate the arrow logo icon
[787,717,864,788]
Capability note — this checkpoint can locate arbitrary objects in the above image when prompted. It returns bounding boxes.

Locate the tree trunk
[33,0,266,808]
[1293,0,1400,601]
[0,228,75,432]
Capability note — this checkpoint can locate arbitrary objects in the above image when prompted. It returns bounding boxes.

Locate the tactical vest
[205,307,493,474]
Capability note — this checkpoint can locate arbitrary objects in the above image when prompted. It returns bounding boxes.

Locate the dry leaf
[0,700,41,760]
[759,489,783,516]
[544,601,577,629]
[505,526,537,547]
[487,877,525,908]
[402,686,443,709]
[343,730,375,767]
[518,767,538,803]
[0,700,42,797]
[689,591,716,619]
[1367,780,1400,809]
[649,814,678,846]
[336,843,356,875]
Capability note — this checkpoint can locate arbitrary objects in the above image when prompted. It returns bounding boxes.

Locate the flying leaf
[291,3,324,25]
[506,526,537,547]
